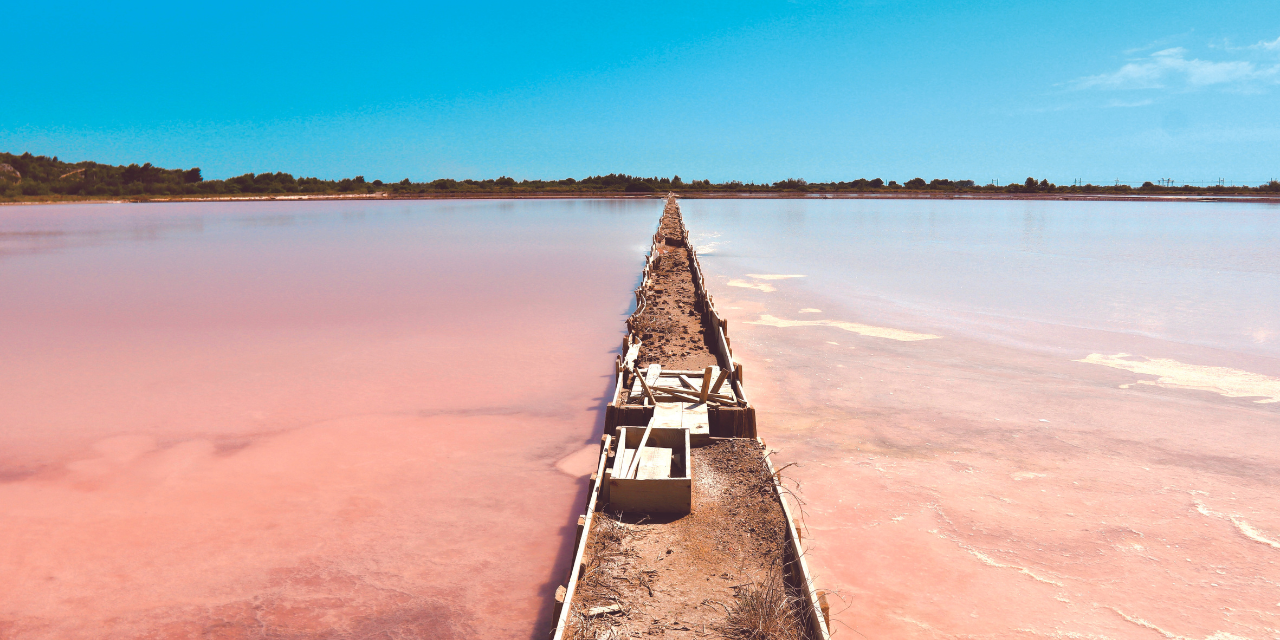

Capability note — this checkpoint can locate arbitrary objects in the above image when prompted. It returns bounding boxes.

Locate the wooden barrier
[763,445,832,640]
[550,434,612,638]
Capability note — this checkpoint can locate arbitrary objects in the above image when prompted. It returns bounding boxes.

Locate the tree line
[3,152,1278,201]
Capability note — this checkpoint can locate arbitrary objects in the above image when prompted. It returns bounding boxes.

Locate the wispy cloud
[1251,36,1280,52]
[1073,38,1280,93]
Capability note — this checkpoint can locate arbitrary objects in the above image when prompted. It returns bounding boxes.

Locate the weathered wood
[763,450,832,640]
[649,386,733,404]
[708,406,756,438]
[612,405,653,429]
[625,425,653,479]
[636,447,673,480]
[649,402,682,428]
[644,365,662,401]
[611,357,625,405]
[552,434,613,640]
[700,366,715,402]
[607,426,692,513]
[586,603,622,617]
[681,401,710,445]
[613,444,634,479]
[634,364,659,406]
[711,367,730,394]
[608,477,692,513]
[650,386,710,404]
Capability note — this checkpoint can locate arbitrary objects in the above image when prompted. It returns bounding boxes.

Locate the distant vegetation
[3,151,1278,202]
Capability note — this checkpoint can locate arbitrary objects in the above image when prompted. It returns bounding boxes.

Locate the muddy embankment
[551,197,830,640]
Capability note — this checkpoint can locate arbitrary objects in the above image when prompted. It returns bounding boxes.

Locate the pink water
[0,200,660,639]
[685,199,1280,640]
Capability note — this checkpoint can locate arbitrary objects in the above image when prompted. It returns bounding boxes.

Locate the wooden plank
[611,356,625,405]
[625,425,653,479]
[636,447,673,480]
[682,401,710,444]
[634,364,660,406]
[762,449,831,640]
[614,445,635,478]
[650,387,713,405]
[650,386,732,405]
[644,365,662,401]
[649,402,682,428]
[678,374,698,390]
[711,367,730,394]
[551,434,612,640]
[700,366,715,402]
[607,478,691,514]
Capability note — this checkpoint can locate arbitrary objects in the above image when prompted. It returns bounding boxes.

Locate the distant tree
[1024,177,1037,189]
[625,181,655,192]
[905,177,926,189]
[887,180,901,188]
[400,178,411,186]
[672,175,683,186]
[870,178,884,188]
[183,168,203,183]
[495,176,516,187]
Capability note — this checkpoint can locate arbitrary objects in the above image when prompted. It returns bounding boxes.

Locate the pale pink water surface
[0,199,660,638]
[685,199,1280,640]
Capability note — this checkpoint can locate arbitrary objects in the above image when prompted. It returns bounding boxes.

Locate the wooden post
[699,366,713,402]
[710,367,730,394]
[635,366,658,406]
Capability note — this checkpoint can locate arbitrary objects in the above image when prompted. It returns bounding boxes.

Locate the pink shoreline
[5,192,1280,207]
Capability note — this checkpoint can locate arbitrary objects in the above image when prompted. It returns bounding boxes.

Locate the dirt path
[562,197,814,640]
[633,200,720,371]
[568,441,804,640]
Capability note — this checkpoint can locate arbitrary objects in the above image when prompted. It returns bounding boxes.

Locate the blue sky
[3,1,1279,184]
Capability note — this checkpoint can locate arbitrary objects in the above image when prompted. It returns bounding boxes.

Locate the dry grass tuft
[718,564,805,640]
[569,515,636,640]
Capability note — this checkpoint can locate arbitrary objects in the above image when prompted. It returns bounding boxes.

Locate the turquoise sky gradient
[4,1,1279,184]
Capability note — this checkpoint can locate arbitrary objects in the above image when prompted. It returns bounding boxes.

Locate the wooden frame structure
[551,196,831,640]
[604,426,692,514]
